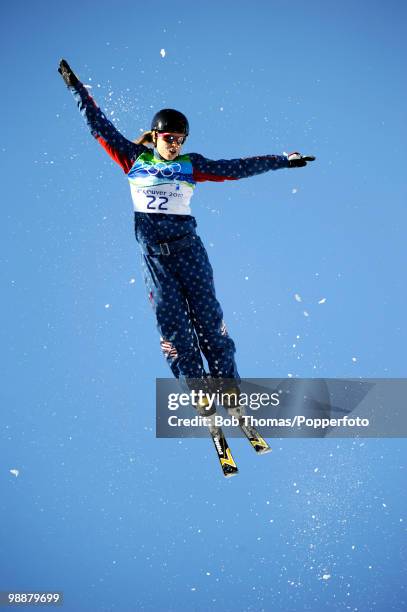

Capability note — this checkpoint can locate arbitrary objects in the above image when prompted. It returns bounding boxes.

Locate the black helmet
[151,108,189,136]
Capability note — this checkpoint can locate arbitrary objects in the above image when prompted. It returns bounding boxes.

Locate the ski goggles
[157,132,186,145]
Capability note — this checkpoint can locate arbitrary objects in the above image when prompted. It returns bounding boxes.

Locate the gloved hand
[287,152,316,168]
[58,59,79,88]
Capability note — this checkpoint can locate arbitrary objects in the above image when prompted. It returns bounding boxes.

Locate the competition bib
[130,183,194,215]
[127,151,196,215]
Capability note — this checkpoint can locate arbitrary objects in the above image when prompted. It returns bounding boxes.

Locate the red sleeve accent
[192,169,238,183]
[96,136,133,173]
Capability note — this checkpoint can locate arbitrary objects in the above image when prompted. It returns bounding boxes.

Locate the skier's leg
[141,252,206,380]
[177,241,240,381]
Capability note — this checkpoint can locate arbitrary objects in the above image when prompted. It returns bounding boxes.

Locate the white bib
[130,183,194,215]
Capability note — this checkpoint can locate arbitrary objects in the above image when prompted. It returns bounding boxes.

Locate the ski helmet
[151,109,189,136]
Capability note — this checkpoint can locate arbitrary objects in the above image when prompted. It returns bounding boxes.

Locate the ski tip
[223,468,239,478]
[250,440,272,454]
[257,447,272,455]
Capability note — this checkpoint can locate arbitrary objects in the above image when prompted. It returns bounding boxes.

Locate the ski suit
[67,81,290,385]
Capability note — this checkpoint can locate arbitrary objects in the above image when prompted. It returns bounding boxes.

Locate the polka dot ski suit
[68,81,290,385]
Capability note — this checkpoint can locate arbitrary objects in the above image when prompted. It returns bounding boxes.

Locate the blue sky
[1,1,406,610]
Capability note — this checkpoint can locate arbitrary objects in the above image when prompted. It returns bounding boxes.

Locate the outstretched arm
[189,152,315,182]
[58,59,146,173]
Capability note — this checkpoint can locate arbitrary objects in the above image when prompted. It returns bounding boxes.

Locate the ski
[238,418,272,454]
[216,386,271,455]
[208,426,239,478]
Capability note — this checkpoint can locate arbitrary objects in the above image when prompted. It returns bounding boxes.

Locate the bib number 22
[146,196,168,211]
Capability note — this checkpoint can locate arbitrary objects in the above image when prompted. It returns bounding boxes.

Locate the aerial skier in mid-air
[58,59,315,477]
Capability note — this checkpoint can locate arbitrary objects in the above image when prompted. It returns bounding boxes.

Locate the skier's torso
[129,149,198,247]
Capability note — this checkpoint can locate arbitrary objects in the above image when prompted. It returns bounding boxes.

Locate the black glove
[287,152,316,168]
[58,59,79,88]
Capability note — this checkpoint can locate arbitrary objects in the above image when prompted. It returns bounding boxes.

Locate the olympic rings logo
[138,161,182,177]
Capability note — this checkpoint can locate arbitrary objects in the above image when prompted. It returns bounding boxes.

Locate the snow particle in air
[292,188,298,194]
[322,574,331,580]
[294,293,302,302]
[318,298,327,304]
[352,357,357,362]
[160,49,166,58]
[105,304,111,309]
[10,469,19,477]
